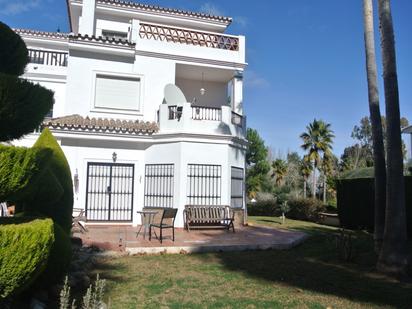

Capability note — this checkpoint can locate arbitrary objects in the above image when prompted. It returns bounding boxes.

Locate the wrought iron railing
[28,49,68,67]
[192,106,222,121]
[139,23,239,51]
[231,111,243,127]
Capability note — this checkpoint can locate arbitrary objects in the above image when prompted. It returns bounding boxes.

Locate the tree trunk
[323,176,327,204]
[303,179,307,198]
[363,0,386,253]
[377,0,408,275]
[312,163,317,199]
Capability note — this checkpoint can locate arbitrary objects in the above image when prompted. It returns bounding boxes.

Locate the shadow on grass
[214,232,412,309]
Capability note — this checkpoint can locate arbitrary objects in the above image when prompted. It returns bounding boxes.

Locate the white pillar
[130,19,140,43]
[79,0,96,35]
[233,72,243,115]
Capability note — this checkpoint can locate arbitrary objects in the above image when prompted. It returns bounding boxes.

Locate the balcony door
[85,162,134,222]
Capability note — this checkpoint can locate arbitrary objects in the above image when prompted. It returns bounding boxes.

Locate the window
[187,164,221,205]
[231,167,244,208]
[102,30,128,40]
[144,164,174,208]
[94,74,141,112]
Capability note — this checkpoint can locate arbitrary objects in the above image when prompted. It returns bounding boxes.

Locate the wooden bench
[183,205,235,232]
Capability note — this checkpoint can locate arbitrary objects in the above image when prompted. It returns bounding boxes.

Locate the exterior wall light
[112,152,117,163]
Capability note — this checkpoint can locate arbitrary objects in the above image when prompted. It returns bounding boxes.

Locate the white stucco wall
[176,78,228,108]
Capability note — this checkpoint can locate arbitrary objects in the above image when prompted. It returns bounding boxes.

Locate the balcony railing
[28,49,68,67]
[139,23,239,51]
[231,111,243,128]
[191,106,222,121]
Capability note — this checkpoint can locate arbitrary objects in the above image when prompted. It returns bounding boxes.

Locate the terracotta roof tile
[69,33,136,47]
[14,28,69,40]
[43,114,158,135]
[96,0,232,24]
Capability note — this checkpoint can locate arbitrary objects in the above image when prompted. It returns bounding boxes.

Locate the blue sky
[1,0,411,158]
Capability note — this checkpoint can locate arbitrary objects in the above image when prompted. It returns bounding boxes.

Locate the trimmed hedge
[287,198,326,222]
[0,217,54,300]
[247,200,279,216]
[0,145,52,202]
[27,128,74,234]
[337,176,412,238]
[0,21,28,76]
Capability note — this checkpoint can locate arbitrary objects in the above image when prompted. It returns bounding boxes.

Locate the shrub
[287,198,325,221]
[0,217,54,300]
[35,222,72,287]
[337,176,412,238]
[0,73,54,142]
[247,199,279,216]
[0,21,28,76]
[29,128,74,234]
[0,145,52,202]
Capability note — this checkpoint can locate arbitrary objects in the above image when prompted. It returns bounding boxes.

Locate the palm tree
[300,119,335,198]
[271,159,287,186]
[363,0,387,253]
[320,150,334,204]
[300,156,312,198]
[376,0,408,275]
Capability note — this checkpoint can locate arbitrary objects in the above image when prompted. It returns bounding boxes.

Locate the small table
[136,210,158,239]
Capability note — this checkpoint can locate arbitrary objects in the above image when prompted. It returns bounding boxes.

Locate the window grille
[231,167,244,208]
[187,164,221,205]
[144,164,174,208]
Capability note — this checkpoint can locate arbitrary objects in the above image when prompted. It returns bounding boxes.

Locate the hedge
[0,217,54,300]
[247,199,279,216]
[0,145,52,202]
[287,198,325,222]
[337,176,412,238]
[27,128,74,234]
[0,21,28,76]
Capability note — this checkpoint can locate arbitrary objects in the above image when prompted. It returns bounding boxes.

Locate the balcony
[159,103,246,138]
[28,49,68,67]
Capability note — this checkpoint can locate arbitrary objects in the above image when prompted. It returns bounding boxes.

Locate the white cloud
[244,70,270,88]
[199,2,224,17]
[0,0,42,15]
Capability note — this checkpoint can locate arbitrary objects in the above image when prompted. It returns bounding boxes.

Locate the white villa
[13,0,247,228]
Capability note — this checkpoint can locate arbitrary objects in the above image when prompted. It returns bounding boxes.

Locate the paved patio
[74,224,308,255]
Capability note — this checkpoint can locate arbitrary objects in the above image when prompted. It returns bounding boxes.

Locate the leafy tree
[0,22,54,142]
[246,128,270,198]
[271,159,287,186]
[300,119,335,198]
[376,0,408,275]
[284,152,303,190]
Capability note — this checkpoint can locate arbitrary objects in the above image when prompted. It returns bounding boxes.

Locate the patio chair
[72,208,88,233]
[149,208,178,243]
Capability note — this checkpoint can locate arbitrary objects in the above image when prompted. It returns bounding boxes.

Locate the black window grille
[144,164,174,208]
[187,164,221,205]
[85,162,134,221]
[231,167,244,208]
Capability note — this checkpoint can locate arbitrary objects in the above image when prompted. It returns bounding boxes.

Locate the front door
[85,162,134,222]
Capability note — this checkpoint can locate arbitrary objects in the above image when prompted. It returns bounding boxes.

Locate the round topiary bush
[0,217,54,300]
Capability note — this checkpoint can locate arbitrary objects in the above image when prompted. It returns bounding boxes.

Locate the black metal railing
[191,106,222,121]
[231,111,243,127]
[144,164,174,208]
[187,164,222,205]
[28,49,68,67]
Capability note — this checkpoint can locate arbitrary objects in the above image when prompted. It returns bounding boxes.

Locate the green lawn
[86,217,412,309]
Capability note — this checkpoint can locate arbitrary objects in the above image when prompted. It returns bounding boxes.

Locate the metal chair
[149,208,178,243]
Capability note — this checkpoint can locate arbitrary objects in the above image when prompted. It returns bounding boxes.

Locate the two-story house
[13,0,247,228]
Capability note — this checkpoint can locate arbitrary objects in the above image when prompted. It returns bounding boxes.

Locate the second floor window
[94,74,141,112]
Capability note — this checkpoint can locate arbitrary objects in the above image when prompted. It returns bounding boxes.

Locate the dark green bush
[0,73,54,142]
[0,22,28,76]
[0,217,54,300]
[247,199,280,216]
[287,198,326,221]
[30,128,74,234]
[0,145,52,202]
[337,176,412,238]
[34,222,72,287]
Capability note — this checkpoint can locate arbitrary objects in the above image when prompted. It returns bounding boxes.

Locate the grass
[85,217,412,309]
